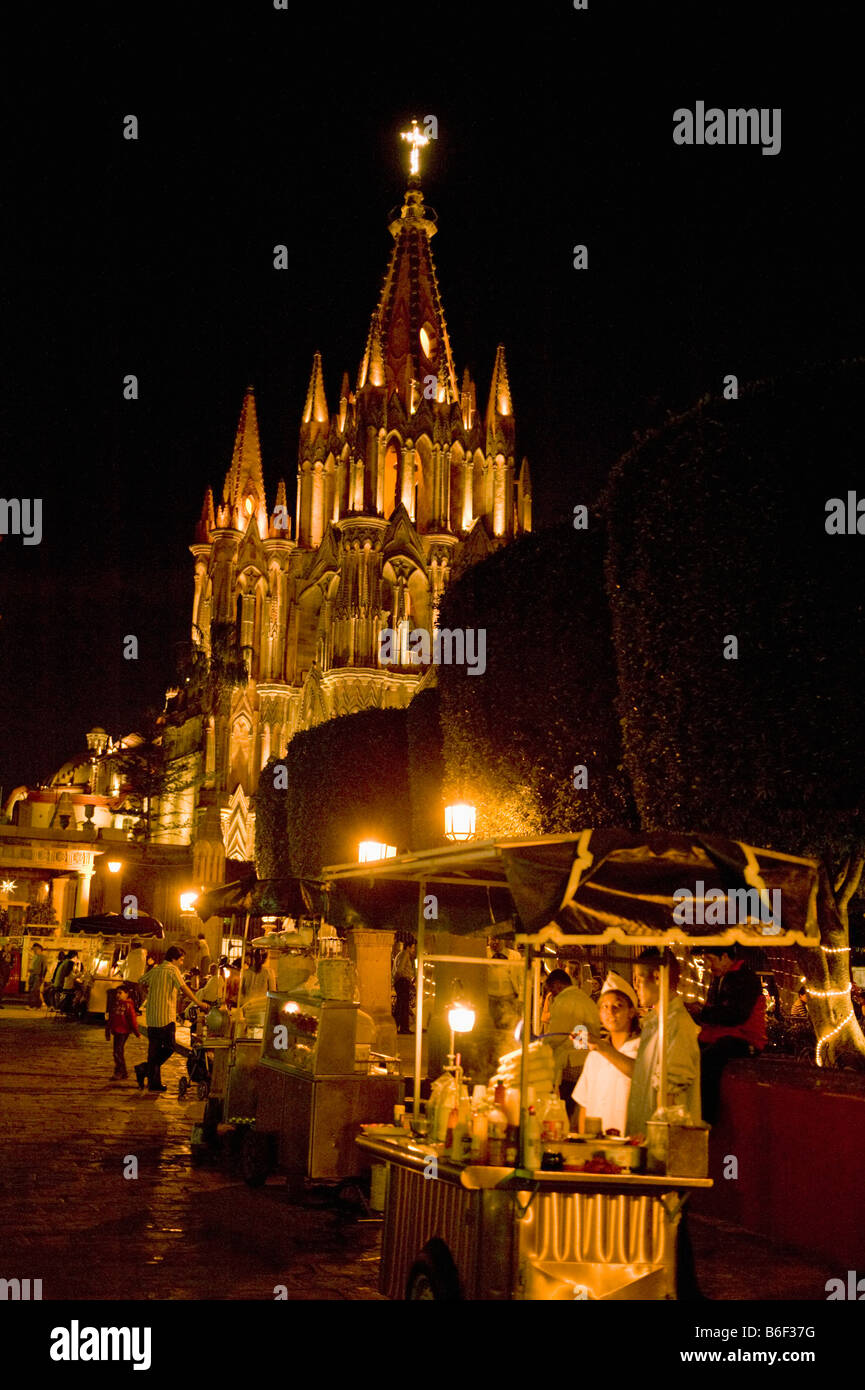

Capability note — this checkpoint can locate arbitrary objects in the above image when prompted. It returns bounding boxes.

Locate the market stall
[65,913,164,1017]
[324,830,832,1300]
[190,875,354,1160]
[241,987,401,1196]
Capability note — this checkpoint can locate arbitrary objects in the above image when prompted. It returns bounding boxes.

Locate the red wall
[692,1061,865,1267]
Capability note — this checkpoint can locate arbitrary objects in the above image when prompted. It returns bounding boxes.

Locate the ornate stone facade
[180,154,532,876]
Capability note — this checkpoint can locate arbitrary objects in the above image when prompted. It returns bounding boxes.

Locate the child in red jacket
[105,985,141,1080]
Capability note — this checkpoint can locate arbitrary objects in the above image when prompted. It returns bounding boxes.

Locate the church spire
[222,385,267,531]
[195,486,215,542]
[301,352,330,434]
[485,344,515,455]
[364,121,459,414]
[269,477,291,539]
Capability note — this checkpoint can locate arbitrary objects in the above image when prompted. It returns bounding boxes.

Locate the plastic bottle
[469,1085,489,1164]
[455,1098,472,1162]
[435,1073,458,1143]
[487,1084,509,1166]
[504,1087,521,1127]
[524,1099,542,1170]
[540,1092,569,1144]
[444,1095,460,1152]
[426,1074,447,1144]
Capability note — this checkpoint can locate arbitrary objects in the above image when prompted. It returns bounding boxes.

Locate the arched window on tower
[397,616,411,667]
[415,436,433,532]
[383,442,399,519]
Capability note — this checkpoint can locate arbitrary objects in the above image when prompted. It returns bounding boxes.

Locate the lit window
[419,326,431,358]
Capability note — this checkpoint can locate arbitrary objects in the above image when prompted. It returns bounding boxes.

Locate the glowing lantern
[358,842,397,863]
[447,1003,476,1034]
[444,802,476,842]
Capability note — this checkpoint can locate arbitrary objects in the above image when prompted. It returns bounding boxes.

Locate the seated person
[572,972,641,1134]
[790,985,810,1019]
[694,945,766,1125]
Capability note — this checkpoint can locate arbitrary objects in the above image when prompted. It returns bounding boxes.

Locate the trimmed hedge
[254,754,289,880]
[282,708,412,876]
[406,686,447,851]
[603,359,865,870]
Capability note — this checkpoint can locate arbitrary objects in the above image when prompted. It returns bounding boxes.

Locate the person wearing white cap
[572,973,641,1135]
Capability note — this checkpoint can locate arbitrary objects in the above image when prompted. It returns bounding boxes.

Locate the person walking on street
[105,984,141,1079]
[135,946,203,1093]
[27,943,48,1009]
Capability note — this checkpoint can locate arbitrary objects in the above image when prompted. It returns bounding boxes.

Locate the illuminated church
[175,122,532,883]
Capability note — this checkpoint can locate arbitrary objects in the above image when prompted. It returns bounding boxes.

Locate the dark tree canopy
[437,521,638,838]
[604,358,865,870]
[405,686,447,851]
[278,708,412,877]
[254,754,289,880]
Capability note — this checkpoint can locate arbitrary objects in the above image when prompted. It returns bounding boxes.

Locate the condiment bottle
[540,1092,569,1144]
[486,1084,509,1166]
[469,1085,489,1164]
[523,1086,542,1170]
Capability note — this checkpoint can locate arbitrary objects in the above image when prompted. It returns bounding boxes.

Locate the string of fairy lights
[812,944,856,1066]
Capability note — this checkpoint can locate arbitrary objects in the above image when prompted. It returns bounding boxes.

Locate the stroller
[177,1004,213,1099]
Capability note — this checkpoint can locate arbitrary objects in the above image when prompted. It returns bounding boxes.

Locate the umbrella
[196,875,324,921]
[67,912,165,939]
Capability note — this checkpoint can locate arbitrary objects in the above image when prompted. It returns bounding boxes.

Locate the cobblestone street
[0,1005,838,1302]
[0,1007,384,1301]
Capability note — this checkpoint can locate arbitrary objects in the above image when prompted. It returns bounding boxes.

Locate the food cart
[187,876,317,1146]
[325,830,831,1300]
[64,913,165,1017]
[240,988,401,1196]
[190,873,403,1185]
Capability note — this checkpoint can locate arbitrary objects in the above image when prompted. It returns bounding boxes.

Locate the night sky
[1,5,861,795]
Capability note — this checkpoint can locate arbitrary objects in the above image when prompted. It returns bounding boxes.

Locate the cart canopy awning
[67,912,165,939]
[322,831,833,947]
[197,874,325,921]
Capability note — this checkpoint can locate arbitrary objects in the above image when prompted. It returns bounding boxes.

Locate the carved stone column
[74,868,94,918]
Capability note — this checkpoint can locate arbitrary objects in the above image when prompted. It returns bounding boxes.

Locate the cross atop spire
[400,118,429,180]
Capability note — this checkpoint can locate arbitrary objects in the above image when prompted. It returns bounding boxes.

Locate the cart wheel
[405,1239,461,1301]
[178,1076,189,1098]
[197,1080,210,1100]
[241,1129,274,1188]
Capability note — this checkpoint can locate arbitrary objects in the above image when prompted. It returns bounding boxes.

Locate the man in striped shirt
[135,946,203,1093]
